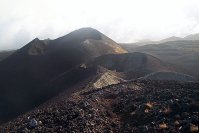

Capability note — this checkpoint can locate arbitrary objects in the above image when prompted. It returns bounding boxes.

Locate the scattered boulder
[28,118,38,128]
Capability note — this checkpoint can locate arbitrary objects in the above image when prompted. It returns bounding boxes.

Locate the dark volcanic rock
[0,80,198,133]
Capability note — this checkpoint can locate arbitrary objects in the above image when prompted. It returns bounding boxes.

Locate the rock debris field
[0,80,198,133]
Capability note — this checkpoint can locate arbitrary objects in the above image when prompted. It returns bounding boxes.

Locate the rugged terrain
[1,80,198,133]
[0,28,198,133]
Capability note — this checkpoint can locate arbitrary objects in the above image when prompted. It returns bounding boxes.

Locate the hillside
[93,52,169,72]
[1,80,198,133]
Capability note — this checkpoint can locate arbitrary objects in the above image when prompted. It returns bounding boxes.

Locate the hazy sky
[0,0,199,50]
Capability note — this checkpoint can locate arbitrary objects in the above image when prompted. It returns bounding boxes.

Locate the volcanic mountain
[0,27,126,123]
[0,27,196,126]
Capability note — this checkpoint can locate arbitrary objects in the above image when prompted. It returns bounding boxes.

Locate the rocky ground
[0,80,198,133]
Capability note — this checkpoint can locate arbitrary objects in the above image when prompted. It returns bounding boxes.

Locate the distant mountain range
[120,33,199,46]
[158,33,199,43]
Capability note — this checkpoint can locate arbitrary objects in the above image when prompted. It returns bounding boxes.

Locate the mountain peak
[32,37,40,41]
[27,38,48,55]
[69,27,102,40]
[71,27,100,35]
[76,27,98,32]
[159,36,182,43]
[53,27,127,57]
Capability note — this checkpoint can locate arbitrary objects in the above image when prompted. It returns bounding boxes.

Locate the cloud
[0,0,199,49]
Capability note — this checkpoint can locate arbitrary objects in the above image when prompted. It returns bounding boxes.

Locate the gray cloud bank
[0,0,199,50]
